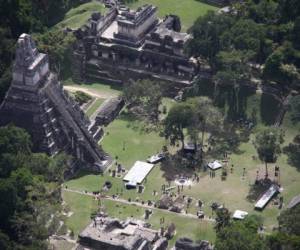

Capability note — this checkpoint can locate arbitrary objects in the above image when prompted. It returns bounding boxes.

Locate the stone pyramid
[0,34,109,172]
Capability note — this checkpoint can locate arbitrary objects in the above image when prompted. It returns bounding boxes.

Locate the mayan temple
[0,34,109,172]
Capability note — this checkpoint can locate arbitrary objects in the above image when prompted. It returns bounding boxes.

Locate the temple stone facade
[0,34,109,172]
[72,4,200,92]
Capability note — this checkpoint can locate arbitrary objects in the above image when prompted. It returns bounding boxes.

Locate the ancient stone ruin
[78,214,168,250]
[174,238,212,250]
[72,4,203,91]
[95,96,125,126]
[0,34,109,173]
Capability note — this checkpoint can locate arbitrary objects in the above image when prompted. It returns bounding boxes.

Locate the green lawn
[86,98,105,117]
[101,112,167,168]
[63,91,300,244]
[129,0,218,31]
[63,190,215,247]
[62,191,97,237]
[54,1,106,29]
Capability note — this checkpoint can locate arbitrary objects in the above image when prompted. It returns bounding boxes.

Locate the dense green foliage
[164,96,223,153]
[73,90,92,106]
[254,127,284,163]
[123,80,164,121]
[0,0,83,102]
[215,215,267,250]
[187,0,300,101]
[267,206,300,249]
[0,125,68,249]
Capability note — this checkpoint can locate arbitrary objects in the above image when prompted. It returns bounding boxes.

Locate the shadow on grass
[119,110,163,134]
[246,179,273,203]
[67,168,102,182]
[283,141,300,172]
[159,153,202,181]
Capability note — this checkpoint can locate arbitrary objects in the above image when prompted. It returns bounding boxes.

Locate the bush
[74,91,92,105]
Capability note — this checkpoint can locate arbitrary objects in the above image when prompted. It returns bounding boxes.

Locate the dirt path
[63,188,215,222]
[64,85,118,99]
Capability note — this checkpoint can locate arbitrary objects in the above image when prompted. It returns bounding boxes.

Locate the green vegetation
[253,127,285,178]
[86,98,105,117]
[0,126,69,249]
[129,0,218,31]
[123,79,164,122]
[187,0,300,103]
[64,92,300,241]
[54,1,105,30]
[101,112,166,168]
[0,0,88,102]
[215,214,267,250]
[73,91,92,106]
[62,191,97,237]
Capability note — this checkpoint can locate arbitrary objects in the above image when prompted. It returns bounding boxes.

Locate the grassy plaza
[63,82,300,247]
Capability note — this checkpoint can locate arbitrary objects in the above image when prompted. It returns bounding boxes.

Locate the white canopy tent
[207,160,222,170]
[233,210,248,220]
[123,161,155,186]
[255,184,279,210]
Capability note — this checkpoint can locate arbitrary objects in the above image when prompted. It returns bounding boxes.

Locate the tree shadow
[160,154,199,181]
[119,110,163,134]
[283,142,300,171]
[246,179,273,202]
[260,93,281,125]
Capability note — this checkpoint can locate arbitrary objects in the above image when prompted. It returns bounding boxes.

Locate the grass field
[129,0,218,31]
[62,190,215,246]
[86,98,105,117]
[64,82,300,244]
[55,1,105,29]
[62,191,97,237]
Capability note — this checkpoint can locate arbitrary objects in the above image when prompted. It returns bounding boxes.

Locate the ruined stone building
[95,96,125,126]
[73,4,199,91]
[173,238,212,250]
[77,214,168,250]
[0,34,109,172]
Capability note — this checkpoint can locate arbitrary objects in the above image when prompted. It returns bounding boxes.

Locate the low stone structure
[77,214,168,250]
[72,4,204,93]
[95,96,125,126]
[0,34,109,173]
[173,238,212,250]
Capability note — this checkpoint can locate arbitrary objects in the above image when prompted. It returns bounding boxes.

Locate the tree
[73,91,92,106]
[215,215,267,250]
[186,97,223,158]
[254,127,284,178]
[278,205,300,236]
[214,207,231,233]
[186,11,234,69]
[123,79,163,122]
[289,96,300,124]
[164,102,194,150]
[0,125,32,178]
[267,205,300,249]
[0,126,66,248]
[284,135,300,170]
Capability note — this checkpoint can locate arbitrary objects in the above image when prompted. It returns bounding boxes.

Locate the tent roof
[123,161,154,184]
[233,210,248,220]
[208,160,222,170]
